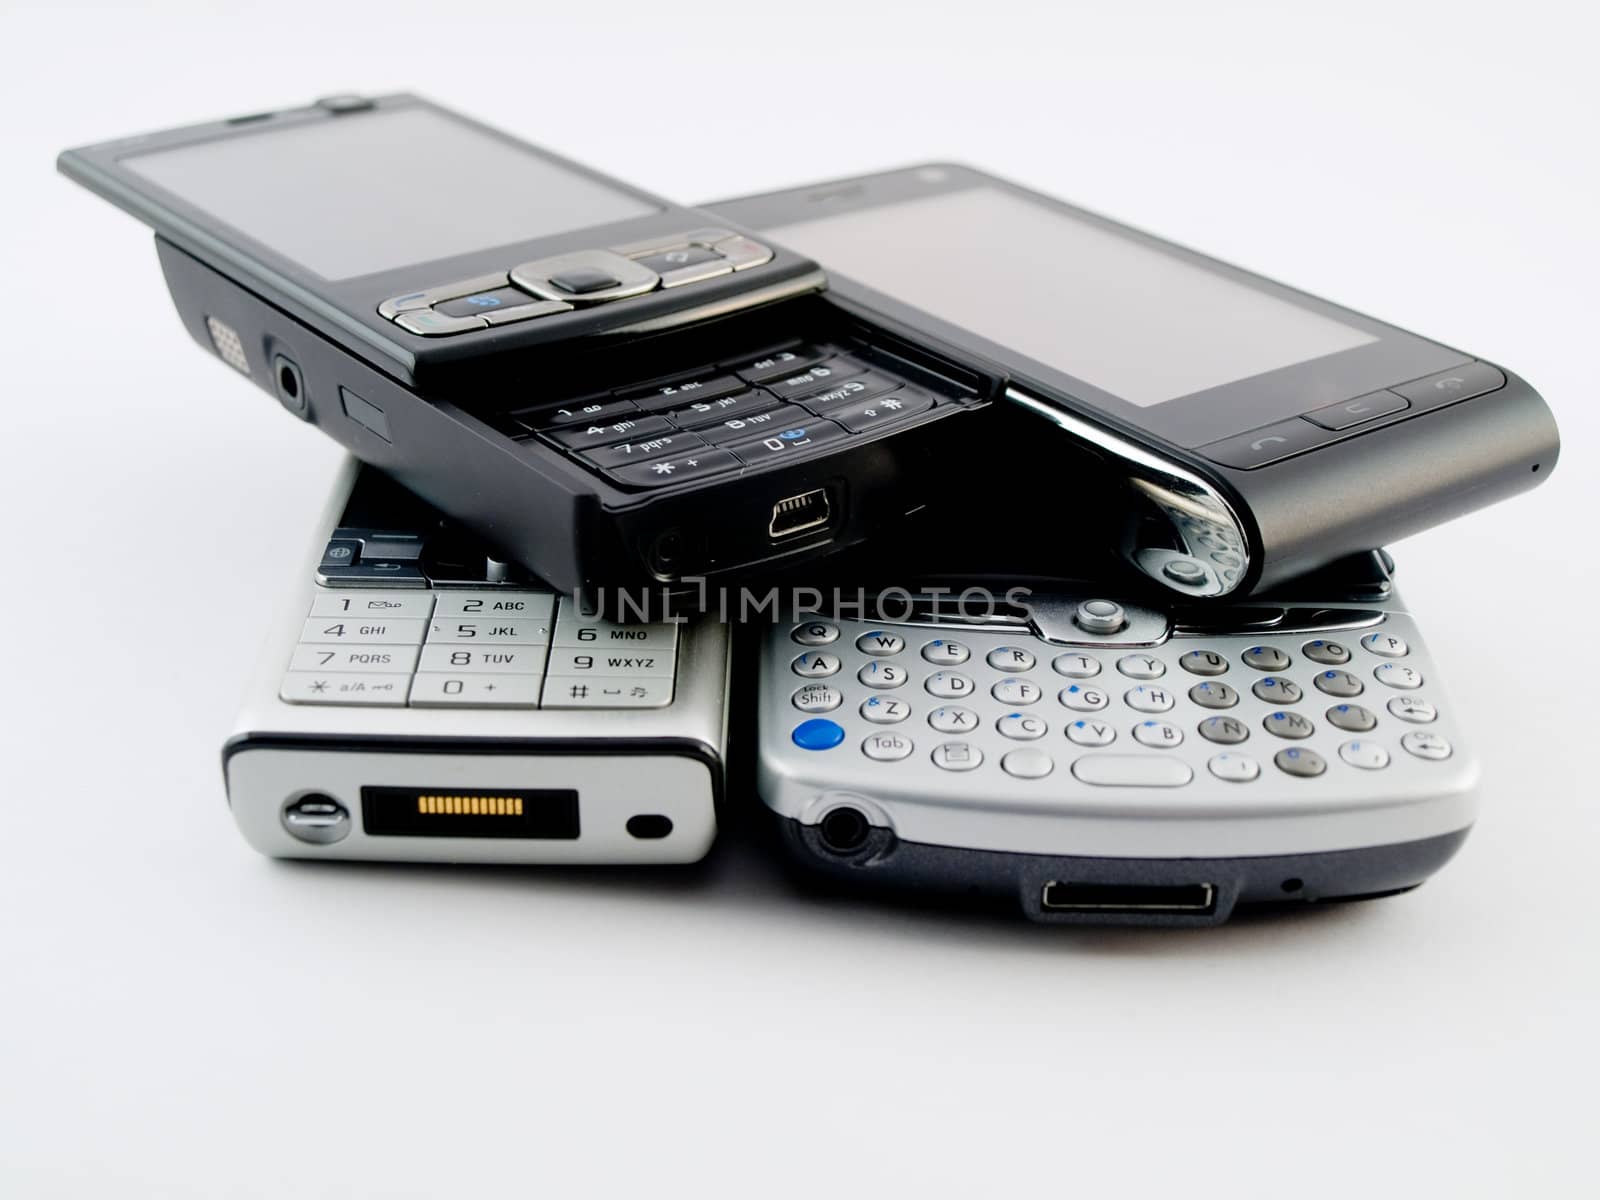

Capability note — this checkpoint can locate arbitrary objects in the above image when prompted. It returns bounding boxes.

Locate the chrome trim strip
[1004,387,1253,597]
[609,269,828,337]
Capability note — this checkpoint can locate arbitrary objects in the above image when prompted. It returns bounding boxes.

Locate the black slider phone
[708,165,1559,598]
[58,96,994,601]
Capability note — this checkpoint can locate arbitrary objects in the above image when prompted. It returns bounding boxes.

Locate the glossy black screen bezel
[706,164,1471,449]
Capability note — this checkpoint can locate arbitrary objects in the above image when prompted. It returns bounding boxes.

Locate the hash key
[545,414,672,451]
[542,676,673,708]
[825,386,934,433]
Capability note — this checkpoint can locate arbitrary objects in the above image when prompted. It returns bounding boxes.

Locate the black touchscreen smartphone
[708,164,1558,597]
[59,97,994,601]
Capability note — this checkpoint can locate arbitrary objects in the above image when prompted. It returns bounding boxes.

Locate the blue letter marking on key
[792,718,845,750]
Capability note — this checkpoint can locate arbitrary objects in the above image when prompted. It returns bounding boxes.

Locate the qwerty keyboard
[776,612,1450,783]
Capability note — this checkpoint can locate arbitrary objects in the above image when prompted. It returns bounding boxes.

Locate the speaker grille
[205,316,250,375]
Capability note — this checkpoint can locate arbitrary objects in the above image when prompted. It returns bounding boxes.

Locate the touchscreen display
[123,107,659,280]
[764,187,1376,408]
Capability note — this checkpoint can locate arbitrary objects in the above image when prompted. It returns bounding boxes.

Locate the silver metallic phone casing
[223,460,730,864]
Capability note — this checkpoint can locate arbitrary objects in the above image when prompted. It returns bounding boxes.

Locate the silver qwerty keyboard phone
[758,590,1475,925]
[224,460,728,865]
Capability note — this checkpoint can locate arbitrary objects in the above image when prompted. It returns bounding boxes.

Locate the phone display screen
[123,107,659,280]
[763,186,1376,409]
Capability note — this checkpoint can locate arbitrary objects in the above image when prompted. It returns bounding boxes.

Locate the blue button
[792,718,845,750]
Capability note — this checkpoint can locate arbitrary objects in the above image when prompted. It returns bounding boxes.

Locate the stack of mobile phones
[61,95,1558,924]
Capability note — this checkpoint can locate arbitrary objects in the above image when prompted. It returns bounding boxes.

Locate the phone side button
[1198,418,1337,470]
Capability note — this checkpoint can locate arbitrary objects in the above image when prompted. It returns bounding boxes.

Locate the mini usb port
[1040,881,1217,914]
[769,489,831,539]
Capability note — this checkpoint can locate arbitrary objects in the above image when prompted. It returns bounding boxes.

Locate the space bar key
[1071,755,1194,787]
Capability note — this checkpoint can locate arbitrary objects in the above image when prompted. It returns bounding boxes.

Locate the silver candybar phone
[224,460,729,864]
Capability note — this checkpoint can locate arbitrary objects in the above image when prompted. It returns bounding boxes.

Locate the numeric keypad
[283,590,676,709]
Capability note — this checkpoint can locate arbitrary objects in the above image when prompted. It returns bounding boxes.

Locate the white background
[3,2,1597,1196]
